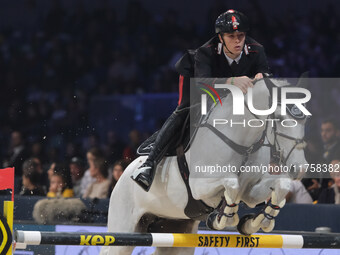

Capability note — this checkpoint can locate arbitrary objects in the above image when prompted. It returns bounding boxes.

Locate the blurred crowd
[2,117,340,206]
[0,0,339,203]
[287,119,340,205]
[16,144,131,200]
[3,127,141,198]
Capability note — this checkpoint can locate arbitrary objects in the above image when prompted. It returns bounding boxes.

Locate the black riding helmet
[215,9,250,34]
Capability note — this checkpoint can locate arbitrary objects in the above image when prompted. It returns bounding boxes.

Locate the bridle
[268,112,306,165]
[243,80,307,166]
[199,87,267,158]
[200,80,307,166]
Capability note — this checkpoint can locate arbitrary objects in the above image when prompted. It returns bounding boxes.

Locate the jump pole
[15,231,340,249]
[3,165,340,251]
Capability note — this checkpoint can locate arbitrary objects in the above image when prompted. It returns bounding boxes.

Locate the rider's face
[219,32,245,56]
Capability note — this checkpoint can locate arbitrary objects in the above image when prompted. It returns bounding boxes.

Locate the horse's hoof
[206,211,227,230]
[214,216,227,230]
[261,219,275,232]
[206,211,219,230]
[227,213,239,227]
[237,214,256,236]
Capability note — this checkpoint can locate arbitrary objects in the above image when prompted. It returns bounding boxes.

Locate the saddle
[137,112,214,221]
[137,128,191,157]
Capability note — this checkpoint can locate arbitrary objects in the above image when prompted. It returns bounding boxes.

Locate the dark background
[0,0,339,170]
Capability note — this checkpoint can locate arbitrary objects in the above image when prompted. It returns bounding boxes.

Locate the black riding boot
[131,109,188,191]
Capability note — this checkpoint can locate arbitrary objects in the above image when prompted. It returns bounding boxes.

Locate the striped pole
[15,231,340,249]
[3,201,13,255]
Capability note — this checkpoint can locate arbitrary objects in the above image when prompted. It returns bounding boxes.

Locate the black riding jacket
[175,35,270,108]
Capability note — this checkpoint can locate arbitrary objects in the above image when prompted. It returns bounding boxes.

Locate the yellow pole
[3,201,14,255]
[173,233,284,248]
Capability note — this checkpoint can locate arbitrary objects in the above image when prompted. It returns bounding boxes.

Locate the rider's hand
[251,73,263,84]
[227,76,253,94]
[254,73,263,79]
[250,73,263,85]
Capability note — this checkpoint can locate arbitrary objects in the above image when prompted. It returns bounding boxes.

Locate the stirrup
[131,162,155,192]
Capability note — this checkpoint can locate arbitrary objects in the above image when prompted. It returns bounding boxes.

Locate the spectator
[20,159,46,196]
[83,157,110,199]
[82,133,101,152]
[304,119,340,198]
[302,137,323,200]
[109,160,129,194]
[69,157,85,197]
[79,148,103,196]
[318,159,340,204]
[47,163,74,198]
[3,131,28,176]
[304,137,323,164]
[65,142,82,162]
[103,131,125,164]
[47,162,57,181]
[286,180,313,204]
[31,157,49,191]
[319,119,340,188]
[30,142,48,165]
[122,129,140,161]
[321,119,340,164]
[304,178,320,202]
[47,172,74,198]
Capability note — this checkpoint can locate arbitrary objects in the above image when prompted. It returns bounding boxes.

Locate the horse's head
[265,76,309,179]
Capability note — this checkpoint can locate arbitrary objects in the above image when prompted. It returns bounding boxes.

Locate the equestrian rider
[131,9,271,191]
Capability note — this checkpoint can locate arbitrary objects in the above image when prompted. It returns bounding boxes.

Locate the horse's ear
[300,71,309,79]
[296,71,309,88]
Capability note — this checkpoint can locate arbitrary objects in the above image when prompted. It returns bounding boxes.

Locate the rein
[269,116,306,165]
[199,100,267,158]
[244,90,306,166]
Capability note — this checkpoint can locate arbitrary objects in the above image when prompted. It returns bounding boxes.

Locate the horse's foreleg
[258,178,290,232]
[237,177,290,235]
[206,178,240,230]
